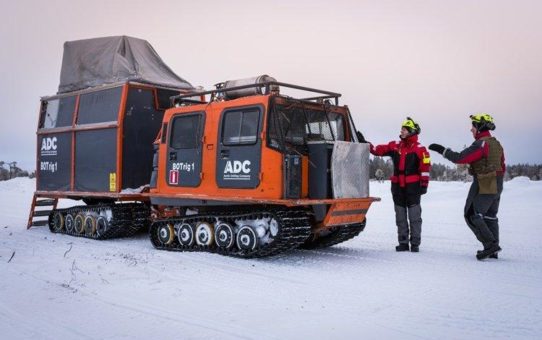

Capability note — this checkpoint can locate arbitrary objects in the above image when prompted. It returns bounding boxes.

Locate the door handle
[220,150,230,159]
[169,152,177,161]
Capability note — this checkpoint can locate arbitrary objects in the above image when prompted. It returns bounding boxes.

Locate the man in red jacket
[370,117,431,252]
[429,114,505,260]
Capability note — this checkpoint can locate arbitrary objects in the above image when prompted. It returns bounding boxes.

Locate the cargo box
[36,82,184,196]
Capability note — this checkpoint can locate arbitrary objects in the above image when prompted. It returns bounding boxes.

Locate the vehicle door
[216,106,263,188]
[166,112,204,187]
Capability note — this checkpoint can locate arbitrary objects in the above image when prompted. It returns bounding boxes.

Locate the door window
[222,109,260,145]
[170,114,201,149]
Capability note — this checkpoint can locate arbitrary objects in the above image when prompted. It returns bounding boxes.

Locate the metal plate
[331,142,370,198]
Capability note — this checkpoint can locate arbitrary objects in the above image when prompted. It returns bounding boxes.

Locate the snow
[1,177,541,339]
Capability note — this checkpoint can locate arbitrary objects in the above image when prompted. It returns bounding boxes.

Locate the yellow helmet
[470,113,495,131]
[401,117,420,135]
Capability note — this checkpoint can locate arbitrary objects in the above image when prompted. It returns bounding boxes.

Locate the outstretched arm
[429,141,487,164]
[370,141,397,157]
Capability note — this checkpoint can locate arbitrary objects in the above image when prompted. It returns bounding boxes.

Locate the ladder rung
[35,199,57,207]
[33,210,52,217]
[31,220,49,226]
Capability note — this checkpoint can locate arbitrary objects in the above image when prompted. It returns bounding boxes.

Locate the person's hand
[356,131,368,143]
[428,143,445,154]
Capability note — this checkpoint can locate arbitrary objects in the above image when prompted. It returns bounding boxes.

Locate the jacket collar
[400,134,418,146]
[475,130,492,140]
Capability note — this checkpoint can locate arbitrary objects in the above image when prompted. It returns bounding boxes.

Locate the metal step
[35,199,57,207]
[31,220,49,226]
[33,210,52,217]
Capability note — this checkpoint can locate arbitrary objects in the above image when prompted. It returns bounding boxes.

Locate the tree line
[370,157,542,181]
[0,161,34,181]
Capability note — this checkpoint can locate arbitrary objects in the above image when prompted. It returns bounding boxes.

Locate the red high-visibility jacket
[371,134,431,196]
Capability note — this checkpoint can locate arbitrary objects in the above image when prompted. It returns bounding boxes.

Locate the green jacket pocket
[477,171,497,194]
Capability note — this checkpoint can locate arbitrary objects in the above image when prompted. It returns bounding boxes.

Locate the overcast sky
[1,0,541,170]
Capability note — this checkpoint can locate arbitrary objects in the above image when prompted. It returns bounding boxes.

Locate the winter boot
[396,244,409,252]
[410,245,419,252]
[476,243,502,260]
[477,250,499,259]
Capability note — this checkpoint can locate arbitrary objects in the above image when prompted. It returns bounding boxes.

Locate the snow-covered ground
[1,177,541,339]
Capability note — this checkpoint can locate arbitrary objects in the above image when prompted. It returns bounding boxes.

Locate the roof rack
[171,81,342,107]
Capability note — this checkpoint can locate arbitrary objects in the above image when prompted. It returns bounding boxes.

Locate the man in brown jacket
[428,114,505,260]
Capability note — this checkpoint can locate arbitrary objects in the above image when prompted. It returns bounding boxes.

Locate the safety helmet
[470,113,495,131]
[401,117,421,135]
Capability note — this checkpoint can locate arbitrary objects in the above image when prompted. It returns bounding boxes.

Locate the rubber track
[300,220,367,250]
[48,203,150,240]
[150,208,312,258]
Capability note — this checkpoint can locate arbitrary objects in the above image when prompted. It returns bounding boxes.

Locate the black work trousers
[464,176,503,248]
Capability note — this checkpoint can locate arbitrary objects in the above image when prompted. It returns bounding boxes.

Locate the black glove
[428,143,445,154]
[356,131,368,143]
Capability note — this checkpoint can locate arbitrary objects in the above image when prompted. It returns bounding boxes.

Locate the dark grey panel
[156,88,180,110]
[308,141,333,199]
[283,154,302,199]
[57,96,76,127]
[216,106,262,189]
[37,132,72,191]
[122,87,164,189]
[166,113,204,187]
[75,129,117,192]
[77,87,122,124]
[307,141,334,221]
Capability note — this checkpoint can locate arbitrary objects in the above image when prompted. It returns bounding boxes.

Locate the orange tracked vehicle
[29,37,378,258]
[147,77,379,257]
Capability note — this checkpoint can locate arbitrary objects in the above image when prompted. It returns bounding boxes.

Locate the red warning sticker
[169,170,179,185]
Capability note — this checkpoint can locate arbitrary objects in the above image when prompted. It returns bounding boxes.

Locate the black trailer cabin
[36,82,188,198]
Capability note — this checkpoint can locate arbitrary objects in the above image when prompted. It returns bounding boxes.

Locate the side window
[77,87,122,124]
[222,109,260,145]
[170,114,201,149]
[41,96,76,129]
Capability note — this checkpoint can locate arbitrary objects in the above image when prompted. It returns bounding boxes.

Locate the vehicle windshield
[268,101,346,154]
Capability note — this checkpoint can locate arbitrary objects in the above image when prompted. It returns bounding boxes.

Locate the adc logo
[41,137,58,156]
[224,160,251,174]
[223,160,251,181]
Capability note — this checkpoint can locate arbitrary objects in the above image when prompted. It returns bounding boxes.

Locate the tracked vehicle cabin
[147,76,377,257]
[150,77,371,220]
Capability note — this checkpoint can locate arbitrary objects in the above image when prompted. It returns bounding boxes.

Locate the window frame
[220,107,261,146]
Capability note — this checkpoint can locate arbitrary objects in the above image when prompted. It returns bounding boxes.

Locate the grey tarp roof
[58,36,193,94]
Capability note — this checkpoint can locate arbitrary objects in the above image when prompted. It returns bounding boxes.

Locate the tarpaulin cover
[58,36,193,94]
